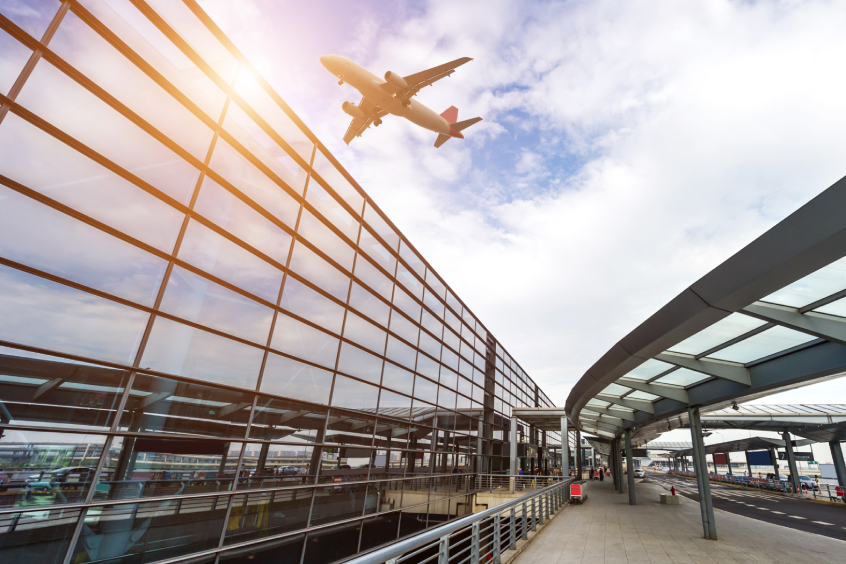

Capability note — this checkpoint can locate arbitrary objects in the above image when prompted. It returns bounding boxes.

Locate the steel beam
[561,416,569,474]
[655,353,751,386]
[743,301,846,345]
[588,405,637,421]
[510,415,518,476]
[596,394,655,413]
[619,378,689,403]
[689,406,717,540]
[829,441,846,487]
[782,432,800,492]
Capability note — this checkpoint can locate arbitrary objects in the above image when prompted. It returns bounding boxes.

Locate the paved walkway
[511,478,845,564]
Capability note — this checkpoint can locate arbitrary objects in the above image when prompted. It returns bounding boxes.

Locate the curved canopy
[566,175,846,442]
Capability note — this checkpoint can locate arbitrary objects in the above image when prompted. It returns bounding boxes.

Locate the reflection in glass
[312,150,363,215]
[359,228,396,275]
[209,138,300,229]
[67,496,226,563]
[354,255,394,300]
[0,113,185,252]
[385,337,416,370]
[194,176,293,265]
[348,282,389,327]
[392,286,421,322]
[140,316,264,389]
[250,396,327,446]
[279,277,344,335]
[17,60,201,205]
[220,533,305,564]
[1,0,58,38]
[305,180,360,241]
[343,313,387,355]
[0,184,168,307]
[289,241,350,301]
[297,210,355,270]
[224,487,311,546]
[0,264,148,365]
[260,352,334,404]
[271,313,339,369]
[0,506,81,562]
[0,351,129,430]
[160,266,273,344]
[330,375,379,411]
[337,343,383,384]
[381,362,414,396]
[178,218,284,303]
[50,11,215,160]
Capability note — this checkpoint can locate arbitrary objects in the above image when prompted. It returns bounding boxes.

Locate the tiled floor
[511,478,845,564]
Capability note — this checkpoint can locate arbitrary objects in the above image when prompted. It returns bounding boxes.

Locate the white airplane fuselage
[320,55,457,136]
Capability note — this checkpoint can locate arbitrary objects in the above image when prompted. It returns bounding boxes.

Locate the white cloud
[203,0,846,409]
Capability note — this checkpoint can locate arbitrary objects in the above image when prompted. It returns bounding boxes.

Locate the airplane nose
[320,55,338,72]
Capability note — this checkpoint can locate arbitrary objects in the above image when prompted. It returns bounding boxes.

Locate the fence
[671,471,845,502]
[342,478,574,564]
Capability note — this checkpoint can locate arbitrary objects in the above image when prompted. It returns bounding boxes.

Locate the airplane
[319,55,482,148]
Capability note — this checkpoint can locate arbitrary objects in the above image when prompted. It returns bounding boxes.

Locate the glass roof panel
[762,256,846,308]
[814,296,846,318]
[601,383,631,397]
[654,368,711,387]
[626,390,660,401]
[586,398,610,407]
[622,358,675,381]
[707,326,817,364]
[668,313,766,356]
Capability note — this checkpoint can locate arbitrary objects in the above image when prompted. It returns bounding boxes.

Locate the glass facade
[0,2,559,563]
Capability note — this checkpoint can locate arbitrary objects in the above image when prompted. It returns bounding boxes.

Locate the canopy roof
[674,436,814,457]
[566,175,846,443]
[512,407,568,432]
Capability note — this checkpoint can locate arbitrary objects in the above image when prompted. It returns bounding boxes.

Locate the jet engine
[384,71,408,90]
[342,102,367,120]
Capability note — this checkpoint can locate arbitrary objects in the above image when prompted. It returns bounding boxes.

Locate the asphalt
[646,473,846,541]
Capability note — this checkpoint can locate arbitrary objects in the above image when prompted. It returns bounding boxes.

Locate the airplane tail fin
[434,110,483,148]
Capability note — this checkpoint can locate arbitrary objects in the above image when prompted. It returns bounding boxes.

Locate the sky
[197,0,846,457]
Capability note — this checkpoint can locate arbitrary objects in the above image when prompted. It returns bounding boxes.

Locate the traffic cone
[671,486,676,496]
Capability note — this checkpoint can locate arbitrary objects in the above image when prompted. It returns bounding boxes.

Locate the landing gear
[374,119,382,127]
[338,79,344,85]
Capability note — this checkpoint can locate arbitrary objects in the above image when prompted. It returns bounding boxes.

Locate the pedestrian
[599,467,604,481]
[518,467,523,476]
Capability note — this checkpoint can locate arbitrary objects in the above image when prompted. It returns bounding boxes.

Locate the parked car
[634,468,645,478]
[797,475,820,491]
[279,466,299,476]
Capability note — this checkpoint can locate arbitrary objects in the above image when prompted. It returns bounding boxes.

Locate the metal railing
[670,471,845,502]
[342,477,574,564]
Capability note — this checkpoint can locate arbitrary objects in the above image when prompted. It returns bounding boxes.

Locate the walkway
[511,478,845,564]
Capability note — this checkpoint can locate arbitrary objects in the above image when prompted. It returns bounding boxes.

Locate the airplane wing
[343,97,388,144]
[401,57,473,99]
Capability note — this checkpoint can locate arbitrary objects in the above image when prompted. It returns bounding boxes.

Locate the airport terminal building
[0,2,561,563]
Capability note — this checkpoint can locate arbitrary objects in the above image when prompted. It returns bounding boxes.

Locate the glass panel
[78,0,227,120]
[399,241,425,277]
[220,533,305,564]
[330,375,379,410]
[626,390,659,401]
[305,179,359,241]
[600,383,630,397]
[390,312,419,345]
[279,277,345,335]
[97,436,241,501]
[67,496,226,564]
[140,316,264,389]
[363,204,400,252]
[425,269,446,300]
[209,137,300,229]
[336,343,383,384]
[232,67,314,161]
[0,28,31,95]
[763,256,846,308]
[359,227,396,274]
[421,311,443,340]
[0,113,184,252]
[0,350,129,430]
[17,59,201,204]
[653,368,711,387]
[303,521,362,564]
[0,506,80,562]
[386,336,416,370]
[440,348,458,372]
[288,241,350,301]
[312,150,363,215]
[194,176,293,264]
[144,0,238,82]
[223,96,307,195]
[413,376,438,405]
[669,312,768,356]
[422,288,445,319]
[223,490,309,548]
[708,325,817,364]
[381,362,415,396]
[270,313,340,369]
[393,286,421,322]
[816,295,846,318]
[620,358,675,381]
[396,264,424,301]
[260,352,334,404]
[349,282,390,327]
[0,428,106,507]
[0,184,168,306]
[418,332,441,361]
[0,263,148,365]
[354,254,393,300]
[51,11,215,160]
[178,218,284,303]
[1,0,58,38]
[250,397,326,446]
[296,210,355,270]
[343,312,387,355]
[160,266,273,344]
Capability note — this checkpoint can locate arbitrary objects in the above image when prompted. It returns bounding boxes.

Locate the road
[646,473,846,541]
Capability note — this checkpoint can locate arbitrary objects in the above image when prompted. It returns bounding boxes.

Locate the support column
[560,416,569,476]
[510,416,518,476]
[576,429,582,479]
[725,453,732,476]
[618,439,626,495]
[625,429,636,505]
[782,432,800,492]
[769,448,780,479]
[710,453,716,475]
[689,406,717,540]
[829,441,846,487]
[744,451,752,478]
